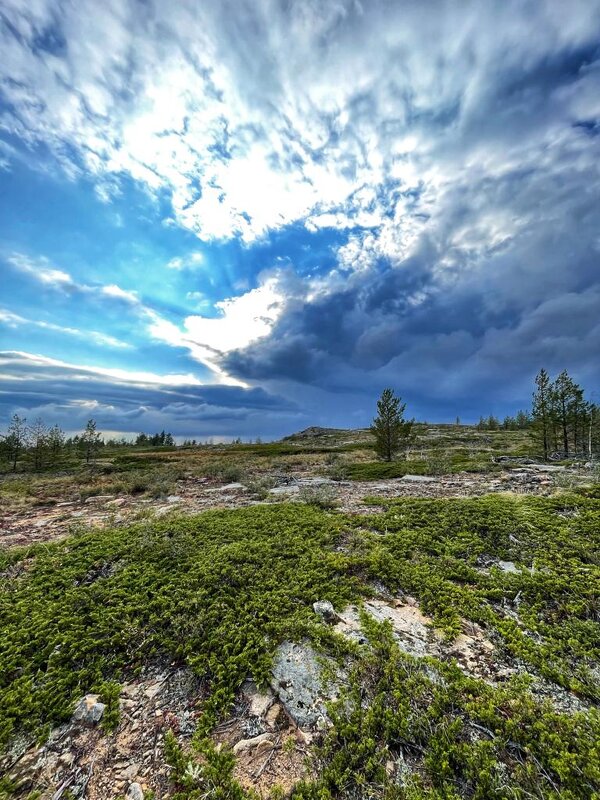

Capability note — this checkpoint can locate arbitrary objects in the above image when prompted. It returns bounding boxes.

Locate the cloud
[0,350,300,438]
[1,0,599,425]
[6,253,76,289]
[6,252,144,304]
[100,284,140,304]
[3,0,595,251]
[147,270,289,384]
[0,307,132,349]
[167,252,204,270]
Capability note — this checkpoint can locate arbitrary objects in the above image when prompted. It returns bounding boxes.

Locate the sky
[0,0,599,440]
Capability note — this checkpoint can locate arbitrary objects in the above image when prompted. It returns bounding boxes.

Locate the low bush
[1,492,599,798]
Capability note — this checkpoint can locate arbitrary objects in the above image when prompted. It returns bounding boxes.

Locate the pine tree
[532,368,552,460]
[515,410,531,429]
[29,417,48,470]
[370,388,414,462]
[5,414,28,471]
[48,424,65,465]
[81,419,102,464]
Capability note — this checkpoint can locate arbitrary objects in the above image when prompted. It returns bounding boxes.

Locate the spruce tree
[370,388,414,462]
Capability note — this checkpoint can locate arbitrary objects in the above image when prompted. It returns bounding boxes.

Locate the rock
[295,728,314,746]
[249,690,274,718]
[58,751,75,767]
[271,641,338,728]
[166,495,182,503]
[269,485,300,495]
[84,495,114,504]
[72,694,105,725]
[232,732,274,755]
[143,680,165,700]
[497,560,518,574]
[335,600,441,658]
[120,764,140,781]
[126,783,145,800]
[401,474,436,483]
[265,702,283,729]
[313,600,337,623]
[205,483,246,493]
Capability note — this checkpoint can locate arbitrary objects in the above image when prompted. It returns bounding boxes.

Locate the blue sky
[1,0,599,440]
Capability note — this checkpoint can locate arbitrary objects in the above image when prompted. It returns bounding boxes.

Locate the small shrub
[298,485,338,509]
[244,475,277,499]
[99,680,121,733]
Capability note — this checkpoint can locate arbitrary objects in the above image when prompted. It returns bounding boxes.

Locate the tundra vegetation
[0,373,599,799]
[1,493,599,798]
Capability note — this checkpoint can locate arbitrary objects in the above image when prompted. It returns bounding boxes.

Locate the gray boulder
[271,641,337,729]
[313,600,337,623]
[126,783,144,800]
[72,694,105,725]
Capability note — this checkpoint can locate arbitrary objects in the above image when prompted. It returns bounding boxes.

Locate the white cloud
[9,0,597,252]
[2,0,594,276]
[0,351,202,388]
[0,308,132,349]
[7,252,144,306]
[6,253,76,289]
[167,252,204,270]
[100,284,140,304]
[147,272,287,385]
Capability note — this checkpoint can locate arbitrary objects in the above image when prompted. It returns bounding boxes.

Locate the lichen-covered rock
[72,694,106,725]
[335,600,441,658]
[126,782,145,800]
[271,641,338,729]
[313,600,337,622]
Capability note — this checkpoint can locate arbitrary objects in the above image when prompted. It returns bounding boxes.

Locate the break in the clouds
[0,0,599,437]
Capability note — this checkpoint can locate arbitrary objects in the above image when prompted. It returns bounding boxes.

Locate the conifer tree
[370,388,414,462]
[81,419,102,464]
[5,414,28,471]
[28,417,48,470]
[532,368,552,460]
[48,424,65,465]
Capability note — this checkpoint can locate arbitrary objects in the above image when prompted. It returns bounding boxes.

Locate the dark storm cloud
[0,352,300,437]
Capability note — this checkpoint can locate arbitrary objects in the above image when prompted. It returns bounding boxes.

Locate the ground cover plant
[1,490,599,797]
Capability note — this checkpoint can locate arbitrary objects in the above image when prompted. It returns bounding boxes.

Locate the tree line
[0,416,177,471]
[531,369,598,460]
[371,369,598,464]
[476,410,531,431]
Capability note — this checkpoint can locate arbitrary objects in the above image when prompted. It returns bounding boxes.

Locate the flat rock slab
[205,483,247,492]
[269,485,300,495]
[335,600,441,658]
[400,474,437,483]
[271,641,337,729]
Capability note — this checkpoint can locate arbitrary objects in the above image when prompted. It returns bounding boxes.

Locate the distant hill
[282,426,348,441]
